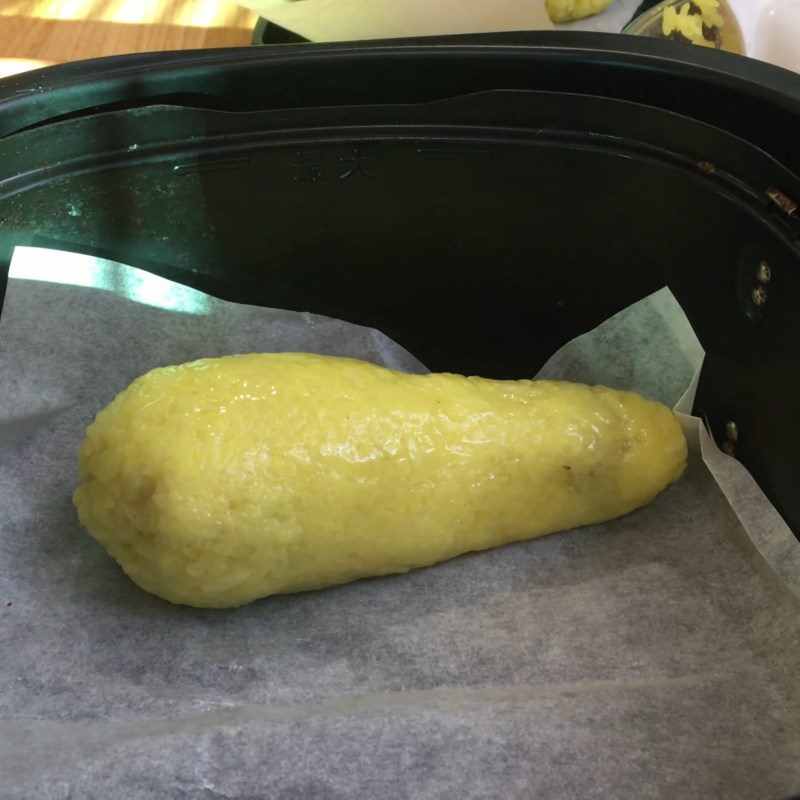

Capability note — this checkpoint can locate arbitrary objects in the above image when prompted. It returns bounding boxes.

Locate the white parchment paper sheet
[1,247,798,800]
[240,0,776,63]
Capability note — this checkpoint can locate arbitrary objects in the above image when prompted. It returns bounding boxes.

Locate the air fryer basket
[0,33,798,535]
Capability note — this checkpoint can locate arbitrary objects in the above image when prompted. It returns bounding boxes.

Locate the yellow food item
[74,353,687,608]
[693,0,724,28]
[545,0,614,23]
[662,1,723,47]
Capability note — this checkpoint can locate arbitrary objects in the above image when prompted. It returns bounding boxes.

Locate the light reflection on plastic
[9,247,210,315]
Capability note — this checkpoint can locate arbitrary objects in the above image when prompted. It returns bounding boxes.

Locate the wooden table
[0,0,258,78]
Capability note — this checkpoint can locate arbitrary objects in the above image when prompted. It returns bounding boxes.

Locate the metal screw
[752,286,768,307]
[722,441,736,457]
[756,261,772,284]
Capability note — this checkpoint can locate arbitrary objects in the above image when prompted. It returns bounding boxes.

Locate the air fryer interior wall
[0,34,798,535]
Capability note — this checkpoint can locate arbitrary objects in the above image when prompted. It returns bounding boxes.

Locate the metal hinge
[766,187,800,244]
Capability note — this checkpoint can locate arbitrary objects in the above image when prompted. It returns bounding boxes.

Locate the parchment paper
[238,0,646,41]
[1,247,798,800]
[242,0,800,71]
[238,0,553,41]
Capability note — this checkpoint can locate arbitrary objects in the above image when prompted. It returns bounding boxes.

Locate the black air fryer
[0,33,799,537]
